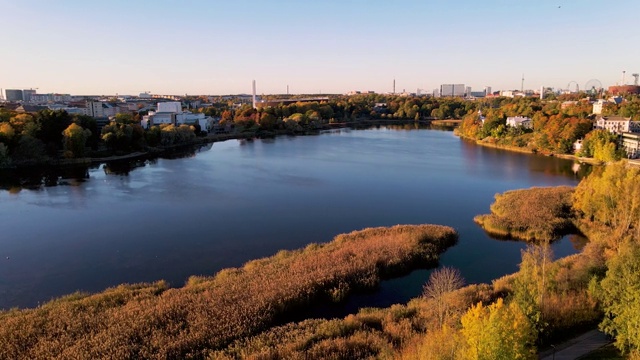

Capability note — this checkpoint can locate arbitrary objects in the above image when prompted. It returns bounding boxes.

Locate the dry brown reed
[0,224,456,360]
[474,186,575,242]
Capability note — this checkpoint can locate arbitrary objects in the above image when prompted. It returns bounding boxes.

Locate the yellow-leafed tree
[461,298,536,360]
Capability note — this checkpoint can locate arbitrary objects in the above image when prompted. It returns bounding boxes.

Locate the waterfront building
[142,101,213,132]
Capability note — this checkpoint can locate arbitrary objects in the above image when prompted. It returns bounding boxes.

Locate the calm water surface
[0,128,590,310]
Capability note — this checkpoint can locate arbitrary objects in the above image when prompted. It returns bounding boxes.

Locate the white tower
[540,86,544,100]
[252,80,257,108]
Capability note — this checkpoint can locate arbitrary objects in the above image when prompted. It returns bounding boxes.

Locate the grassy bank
[474,186,575,242]
[0,224,457,359]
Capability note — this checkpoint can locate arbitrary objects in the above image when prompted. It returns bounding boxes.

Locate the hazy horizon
[2,0,640,95]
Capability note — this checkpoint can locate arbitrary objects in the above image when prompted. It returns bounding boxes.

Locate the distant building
[22,89,36,103]
[30,94,52,103]
[15,104,47,113]
[506,116,532,129]
[86,101,105,117]
[465,86,472,97]
[439,84,465,97]
[142,101,213,132]
[594,115,640,134]
[47,104,86,115]
[592,99,606,115]
[5,89,23,102]
[157,102,182,113]
[484,86,492,96]
[561,101,578,109]
[608,85,640,95]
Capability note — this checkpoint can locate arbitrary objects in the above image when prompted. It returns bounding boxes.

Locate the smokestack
[622,70,626,85]
[393,79,396,94]
[252,80,256,108]
[540,86,544,100]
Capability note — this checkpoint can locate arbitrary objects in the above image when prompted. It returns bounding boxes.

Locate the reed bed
[474,186,575,242]
[0,224,457,360]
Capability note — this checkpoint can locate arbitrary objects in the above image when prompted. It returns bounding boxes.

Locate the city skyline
[2,0,640,95]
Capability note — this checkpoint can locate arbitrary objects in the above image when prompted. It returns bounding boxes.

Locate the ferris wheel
[584,79,603,95]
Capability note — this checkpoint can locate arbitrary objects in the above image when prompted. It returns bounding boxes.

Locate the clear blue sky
[2,0,640,95]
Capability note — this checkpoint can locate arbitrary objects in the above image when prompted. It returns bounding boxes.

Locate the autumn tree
[9,113,39,137]
[422,266,464,327]
[0,122,15,143]
[577,129,623,161]
[461,298,536,360]
[412,324,463,360]
[573,161,640,244]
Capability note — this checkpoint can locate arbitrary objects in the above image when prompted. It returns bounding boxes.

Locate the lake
[0,127,591,310]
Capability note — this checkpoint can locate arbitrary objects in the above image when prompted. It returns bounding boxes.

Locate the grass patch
[0,224,456,359]
[474,186,575,242]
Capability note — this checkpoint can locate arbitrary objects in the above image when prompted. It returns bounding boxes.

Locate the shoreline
[456,134,604,165]
[0,119,440,171]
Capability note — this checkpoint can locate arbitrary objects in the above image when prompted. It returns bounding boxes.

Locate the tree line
[0,109,200,167]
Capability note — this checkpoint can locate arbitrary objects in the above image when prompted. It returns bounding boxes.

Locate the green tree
[597,240,640,355]
[114,112,135,124]
[258,112,277,130]
[0,143,10,167]
[512,243,555,335]
[461,298,536,360]
[62,123,91,158]
[35,110,72,155]
[73,115,99,149]
[11,136,47,164]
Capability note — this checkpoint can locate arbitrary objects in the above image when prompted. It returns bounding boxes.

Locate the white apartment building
[622,133,640,159]
[594,116,640,134]
[592,99,606,115]
[86,101,105,117]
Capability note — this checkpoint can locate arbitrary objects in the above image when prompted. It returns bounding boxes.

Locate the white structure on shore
[142,101,213,132]
[506,116,532,129]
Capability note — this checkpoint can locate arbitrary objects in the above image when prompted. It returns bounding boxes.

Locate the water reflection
[0,166,91,192]
[103,160,147,176]
[0,128,595,310]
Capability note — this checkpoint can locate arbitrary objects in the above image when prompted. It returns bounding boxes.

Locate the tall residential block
[5,89,23,102]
